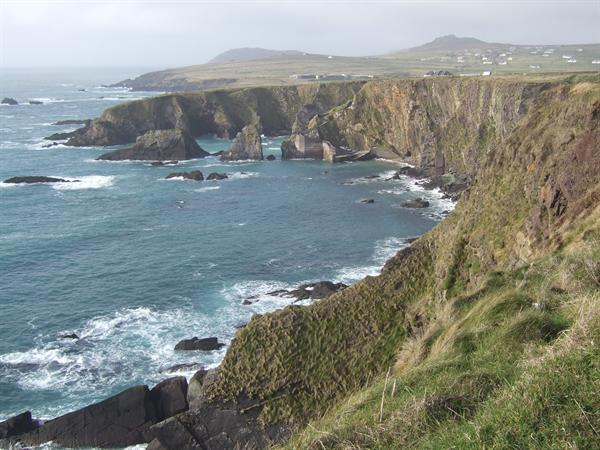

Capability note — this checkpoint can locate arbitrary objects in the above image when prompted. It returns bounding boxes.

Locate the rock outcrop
[1,97,18,105]
[2,378,189,449]
[175,337,225,351]
[3,176,74,184]
[97,129,209,161]
[220,124,263,161]
[165,171,204,181]
[401,197,430,208]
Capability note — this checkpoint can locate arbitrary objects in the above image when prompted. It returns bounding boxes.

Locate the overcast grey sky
[1,0,598,68]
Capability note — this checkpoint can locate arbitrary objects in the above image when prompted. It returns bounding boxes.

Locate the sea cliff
[8,74,598,449]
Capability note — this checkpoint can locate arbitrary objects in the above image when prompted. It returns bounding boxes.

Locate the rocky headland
[96,129,209,161]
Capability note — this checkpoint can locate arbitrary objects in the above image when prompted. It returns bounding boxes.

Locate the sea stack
[97,129,209,161]
[220,124,263,161]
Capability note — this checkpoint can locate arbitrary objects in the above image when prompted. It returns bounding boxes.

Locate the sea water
[0,68,453,421]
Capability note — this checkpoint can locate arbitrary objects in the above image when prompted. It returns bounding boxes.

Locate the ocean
[0,68,453,422]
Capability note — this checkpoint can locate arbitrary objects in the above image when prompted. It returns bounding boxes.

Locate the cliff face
[66,82,365,146]
[144,75,600,448]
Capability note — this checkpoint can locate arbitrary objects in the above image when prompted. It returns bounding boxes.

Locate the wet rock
[364,175,380,179]
[175,337,225,351]
[42,142,60,148]
[0,411,39,439]
[1,97,18,105]
[3,176,74,184]
[220,124,263,161]
[206,172,228,181]
[28,100,43,105]
[266,154,276,161]
[360,198,375,203]
[59,333,79,340]
[401,198,430,208]
[392,166,426,179]
[97,129,209,161]
[165,170,204,181]
[164,362,204,374]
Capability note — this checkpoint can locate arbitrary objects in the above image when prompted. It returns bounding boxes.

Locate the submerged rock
[401,197,430,208]
[266,154,276,161]
[97,129,209,161]
[165,170,204,181]
[3,176,74,184]
[175,337,225,351]
[206,172,228,181]
[58,333,79,340]
[220,124,263,161]
[360,198,375,203]
[1,97,18,105]
[28,100,43,105]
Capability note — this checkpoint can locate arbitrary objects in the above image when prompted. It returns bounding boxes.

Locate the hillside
[209,48,304,64]
[112,36,600,92]
[49,74,600,448]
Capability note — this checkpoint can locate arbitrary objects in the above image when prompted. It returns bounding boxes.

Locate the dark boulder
[360,198,375,203]
[165,170,204,181]
[28,100,43,105]
[42,142,60,148]
[97,129,209,161]
[44,131,76,141]
[266,154,276,161]
[150,377,189,421]
[392,166,426,179]
[206,172,228,181]
[3,176,74,184]
[220,124,263,161]
[0,411,39,439]
[1,97,18,105]
[151,160,179,166]
[401,198,430,208]
[175,337,225,351]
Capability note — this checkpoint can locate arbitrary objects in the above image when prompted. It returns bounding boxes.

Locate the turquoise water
[0,69,452,421]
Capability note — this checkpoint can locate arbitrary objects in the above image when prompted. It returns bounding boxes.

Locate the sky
[0,0,599,68]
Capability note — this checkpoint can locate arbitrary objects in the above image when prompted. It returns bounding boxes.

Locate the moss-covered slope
[193,75,600,447]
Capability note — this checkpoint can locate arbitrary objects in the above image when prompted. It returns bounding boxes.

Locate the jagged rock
[12,385,155,448]
[5,378,190,449]
[44,131,76,141]
[165,171,204,181]
[52,119,91,126]
[206,172,228,181]
[3,176,74,184]
[0,411,39,439]
[175,337,225,351]
[220,124,263,161]
[266,154,276,161]
[97,129,209,161]
[401,198,430,208]
[187,369,209,406]
[28,100,43,105]
[1,97,18,105]
[150,377,189,421]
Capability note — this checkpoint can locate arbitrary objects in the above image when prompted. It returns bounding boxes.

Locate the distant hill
[409,34,497,51]
[209,48,305,64]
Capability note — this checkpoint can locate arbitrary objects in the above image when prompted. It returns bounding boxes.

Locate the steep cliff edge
[144,75,599,449]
